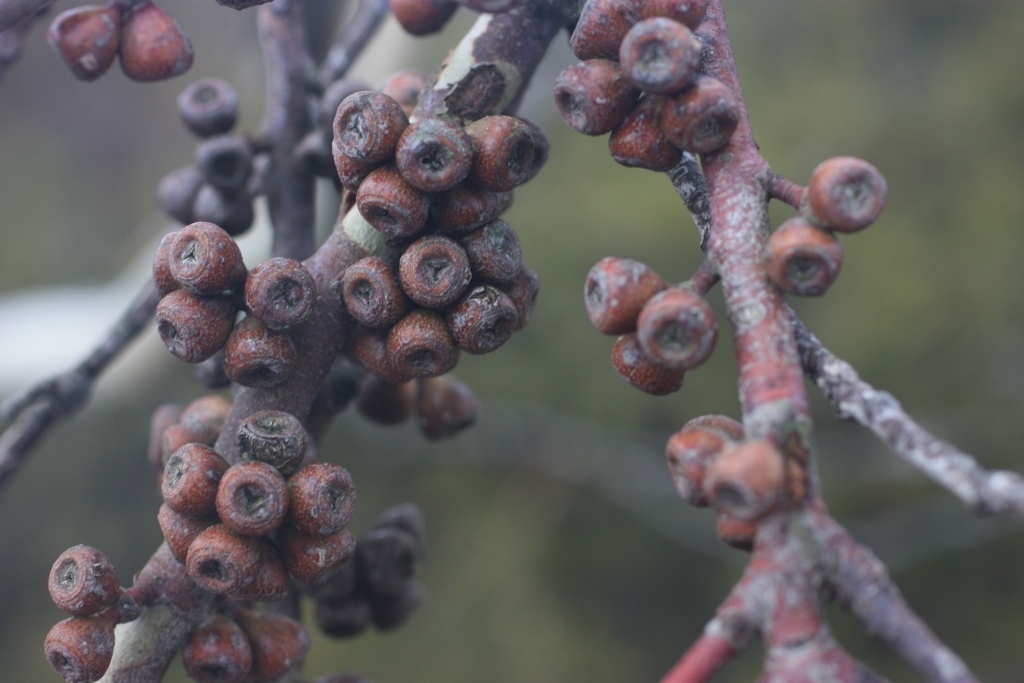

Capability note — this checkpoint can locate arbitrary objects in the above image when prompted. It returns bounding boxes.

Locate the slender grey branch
[790,306,1024,517]
[316,0,389,88]
[0,279,160,496]
[666,151,712,251]
[0,4,44,81]
[0,0,53,32]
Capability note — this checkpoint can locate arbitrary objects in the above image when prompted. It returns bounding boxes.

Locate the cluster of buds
[584,257,717,395]
[312,505,428,637]
[44,546,142,683]
[390,0,523,37]
[665,415,791,551]
[555,0,740,169]
[153,222,318,388]
[47,0,192,82]
[331,90,542,383]
[181,608,310,683]
[158,407,358,595]
[767,156,887,297]
[158,79,257,235]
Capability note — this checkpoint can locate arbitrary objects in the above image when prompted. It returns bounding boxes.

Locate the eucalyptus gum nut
[180,394,233,445]
[162,442,229,517]
[192,184,255,236]
[169,222,247,295]
[766,217,843,297]
[518,118,549,184]
[716,512,756,551]
[234,610,311,683]
[181,615,253,683]
[356,377,416,426]
[319,79,372,131]
[222,317,298,388]
[236,410,309,476]
[415,375,478,441]
[635,0,711,30]
[279,525,356,586]
[158,504,217,562]
[611,332,685,395]
[554,59,640,136]
[118,2,194,82]
[502,264,539,331]
[609,94,683,171]
[459,219,522,284]
[356,166,430,238]
[445,285,518,354]
[315,595,373,638]
[391,0,459,36]
[45,614,116,683]
[387,309,460,379]
[705,439,786,521]
[357,527,421,598]
[337,256,410,329]
[619,17,701,94]
[665,427,729,506]
[465,116,535,192]
[569,0,636,61]
[245,257,318,330]
[398,236,472,309]
[148,403,183,471]
[153,230,182,296]
[287,462,357,536]
[371,503,428,556]
[349,327,415,385]
[158,166,203,226]
[806,156,887,233]
[661,75,740,154]
[636,286,718,370]
[48,545,120,617]
[381,70,428,116]
[333,91,409,164]
[394,117,474,192]
[430,182,512,235]
[584,257,667,335]
[156,289,235,364]
[47,4,122,81]
[185,524,260,594]
[216,460,289,537]
[195,135,253,195]
[178,78,238,138]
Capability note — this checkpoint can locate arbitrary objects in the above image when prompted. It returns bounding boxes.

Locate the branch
[0,4,43,81]
[0,279,160,496]
[316,0,389,88]
[0,0,54,32]
[790,306,1024,517]
[258,0,318,261]
[666,152,712,252]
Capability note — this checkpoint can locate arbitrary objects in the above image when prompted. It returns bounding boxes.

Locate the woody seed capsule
[465,116,535,192]
[235,539,290,602]
[47,4,122,81]
[337,256,410,329]
[416,375,478,440]
[195,135,253,195]
[662,75,740,154]
[185,524,261,594]
[636,286,717,370]
[381,70,428,116]
[234,609,311,683]
[169,222,247,295]
[665,419,743,507]
[356,377,416,426]
[158,504,217,562]
[156,289,235,364]
[287,462,357,537]
[158,166,203,226]
[216,461,289,537]
[584,257,667,335]
[333,91,409,164]
[45,614,116,683]
[178,78,239,138]
[245,257,317,330]
[387,309,460,379]
[766,217,843,297]
[716,512,756,551]
[446,285,518,354]
[316,596,373,639]
[459,219,522,284]
[280,525,357,586]
[118,1,194,82]
[237,410,309,476]
[705,439,786,521]
[636,0,711,30]
[554,60,640,136]
[162,442,229,517]
[350,327,414,385]
[431,182,513,235]
[611,332,685,395]
[502,264,539,331]
[391,0,458,36]
[398,236,473,309]
[181,615,253,683]
[619,18,701,94]
[570,0,636,61]
[222,317,298,388]
[356,166,430,238]
[806,156,887,233]
[48,546,121,617]
[153,231,181,296]
[395,117,474,192]
[609,94,683,171]
[180,394,233,445]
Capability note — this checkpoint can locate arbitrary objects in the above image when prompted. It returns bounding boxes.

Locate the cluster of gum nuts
[158,78,258,237]
[555,0,739,169]
[46,0,193,83]
[584,155,887,395]
[332,89,543,383]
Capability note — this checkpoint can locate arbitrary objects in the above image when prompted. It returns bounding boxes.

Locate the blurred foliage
[2,0,1024,681]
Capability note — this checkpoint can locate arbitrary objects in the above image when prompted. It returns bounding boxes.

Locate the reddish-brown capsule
[662,75,740,154]
[519,118,549,184]
[806,156,887,233]
[337,256,410,329]
[332,141,381,192]
[501,264,539,331]
[349,328,414,385]
[333,91,409,164]
[705,439,786,521]
[416,375,477,440]
[611,332,685,395]
[431,182,513,235]
[158,504,217,562]
[236,410,309,477]
[182,615,253,683]
[356,377,416,426]
[192,184,254,236]
[222,316,298,388]
[186,524,261,594]
[245,257,317,330]
[287,462,357,537]
[381,70,428,117]
[280,525,356,586]
[48,546,120,617]
[178,78,238,138]
[315,596,373,639]
[619,18,701,94]
[158,165,203,226]
[665,426,733,507]
[216,461,289,537]
[387,309,460,378]
[45,614,116,683]
[47,4,122,81]
[570,0,636,61]
[716,512,756,552]
[636,286,717,370]
[148,403,183,471]
[118,1,194,82]
[446,285,518,355]
[464,116,535,192]
[169,222,247,295]
[156,289,235,364]
[554,60,641,136]
[584,257,667,335]
[356,165,431,238]
[153,231,181,296]
[458,219,522,284]
[180,395,233,445]
[398,236,472,308]
[391,0,458,35]
[610,94,683,171]
[235,610,311,683]
[305,548,358,602]
[319,79,372,131]
[635,0,710,30]
[163,443,229,517]
[766,217,843,297]
[195,135,253,195]
[158,425,199,469]
[395,117,474,192]
[236,539,290,602]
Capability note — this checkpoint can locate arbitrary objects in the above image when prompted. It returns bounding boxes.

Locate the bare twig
[0,0,54,32]
[790,306,1024,517]
[666,152,712,251]
[767,172,805,208]
[316,0,389,88]
[0,279,160,497]
[0,5,43,80]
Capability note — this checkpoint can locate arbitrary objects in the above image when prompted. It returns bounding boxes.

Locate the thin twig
[0,4,44,81]
[316,0,389,88]
[0,279,161,496]
[790,305,1024,517]
[767,172,805,208]
[0,0,54,32]
[666,152,712,251]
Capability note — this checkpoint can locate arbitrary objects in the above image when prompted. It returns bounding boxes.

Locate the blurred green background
[2,0,1024,680]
